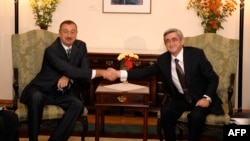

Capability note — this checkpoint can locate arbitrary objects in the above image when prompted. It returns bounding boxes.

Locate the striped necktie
[175,59,193,103]
[66,48,71,59]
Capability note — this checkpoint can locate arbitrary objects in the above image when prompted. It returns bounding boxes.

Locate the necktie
[175,59,193,103]
[66,48,71,59]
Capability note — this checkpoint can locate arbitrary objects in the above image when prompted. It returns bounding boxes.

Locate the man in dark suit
[20,20,115,141]
[0,109,19,141]
[108,28,224,141]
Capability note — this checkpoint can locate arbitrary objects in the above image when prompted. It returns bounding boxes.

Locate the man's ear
[181,38,185,46]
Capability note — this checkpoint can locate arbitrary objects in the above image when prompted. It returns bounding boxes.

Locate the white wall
[0,0,249,109]
[0,0,15,100]
[241,0,250,110]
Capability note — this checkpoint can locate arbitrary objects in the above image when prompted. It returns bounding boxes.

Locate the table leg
[143,107,148,141]
[95,107,100,141]
[101,111,105,134]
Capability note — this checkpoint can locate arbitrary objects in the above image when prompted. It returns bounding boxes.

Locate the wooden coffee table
[95,82,149,141]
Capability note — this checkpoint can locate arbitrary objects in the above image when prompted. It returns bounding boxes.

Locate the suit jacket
[127,47,224,115]
[20,37,92,104]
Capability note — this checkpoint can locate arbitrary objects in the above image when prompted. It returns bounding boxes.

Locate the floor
[87,112,158,126]
[18,113,222,141]
[19,136,159,141]
[19,112,159,140]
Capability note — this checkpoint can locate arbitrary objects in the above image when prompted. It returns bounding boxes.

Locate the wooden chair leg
[79,116,88,141]
[157,118,163,141]
[178,128,184,140]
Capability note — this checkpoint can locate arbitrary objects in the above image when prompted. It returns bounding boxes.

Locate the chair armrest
[75,81,91,103]
[161,92,172,106]
[227,73,235,116]
[6,68,19,111]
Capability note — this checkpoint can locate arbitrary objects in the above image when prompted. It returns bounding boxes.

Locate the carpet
[88,123,157,134]
[85,123,159,139]
[19,123,223,140]
[19,122,158,139]
[19,136,159,141]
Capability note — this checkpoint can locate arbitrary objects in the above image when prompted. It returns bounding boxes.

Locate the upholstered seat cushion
[157,101,231,126]
[15,101,88,121]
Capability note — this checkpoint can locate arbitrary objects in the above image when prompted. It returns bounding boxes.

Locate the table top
[96,82,149,94]
[230,112,250,125]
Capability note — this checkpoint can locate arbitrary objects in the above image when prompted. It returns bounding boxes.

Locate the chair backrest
[11,29,58,94]
[184,33,239,107]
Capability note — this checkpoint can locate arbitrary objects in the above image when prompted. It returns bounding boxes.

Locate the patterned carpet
[18,124,222,141]
[19,136,159,141]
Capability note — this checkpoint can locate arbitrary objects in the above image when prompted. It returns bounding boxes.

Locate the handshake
[100,67,121,81]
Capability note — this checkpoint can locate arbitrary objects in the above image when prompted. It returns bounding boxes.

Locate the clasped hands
[57,75,70,90]
[102,68,120,81]
[195,98,210,108]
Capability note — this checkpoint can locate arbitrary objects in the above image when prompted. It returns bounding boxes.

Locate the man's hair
[59,20,78,31]
[163,28,184,40]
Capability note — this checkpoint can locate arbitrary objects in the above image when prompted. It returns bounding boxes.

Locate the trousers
[26,87,84,141]
[0,110,19,141]
[160,97,209,141]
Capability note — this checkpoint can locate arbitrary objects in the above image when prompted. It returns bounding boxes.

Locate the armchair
[11,29,88,140]
[157,33,239,140]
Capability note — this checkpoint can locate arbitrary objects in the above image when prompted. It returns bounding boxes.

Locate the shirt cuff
[91,70,96,79]
[203,95,212,103]
[120,70,128,82]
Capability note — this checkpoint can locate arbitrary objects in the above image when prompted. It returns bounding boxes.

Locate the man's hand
[103,68,120,81]
[57,75,70,90]
[195,97,210,108]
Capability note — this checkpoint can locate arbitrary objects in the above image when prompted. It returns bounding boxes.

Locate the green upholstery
[11,29,88,140]
[12,30,59,92]
[15,101,88,121]
[183,33,239,125]
[184,33,238,105]
[157,33,239,140]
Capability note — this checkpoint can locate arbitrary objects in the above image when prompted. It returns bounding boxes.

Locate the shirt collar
[171,48,184,62]
[61,42,72,51]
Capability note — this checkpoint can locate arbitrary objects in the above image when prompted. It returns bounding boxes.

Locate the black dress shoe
[48,138,55,141]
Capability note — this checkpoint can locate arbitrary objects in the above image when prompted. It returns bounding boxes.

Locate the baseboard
[0,99,13,105]
[234,109,250,113]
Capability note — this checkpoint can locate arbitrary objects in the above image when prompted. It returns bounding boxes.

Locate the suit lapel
[160,52,171,78]
[69,42,81,64]
[56,39,69,59]
[183,48,192,87]
[161,53,177,93]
